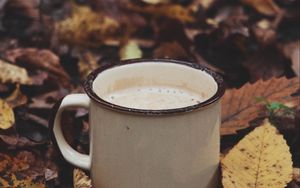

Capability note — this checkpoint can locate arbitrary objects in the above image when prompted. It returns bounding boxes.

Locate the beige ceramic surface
[52,61,223,188]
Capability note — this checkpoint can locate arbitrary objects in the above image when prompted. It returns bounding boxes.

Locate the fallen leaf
[45,168,58,182]
[0,134,42,149]
[0,99,15,130]
[29,88,68,109]
[73,168,92,188]
[2,0,53,45]
[120,40,143,60]
[293,168,300,182]
[252,19,276,45]
[0,59,31,85]
[5,84,27,108]
[142,0,170,4]
[242,47,286,82]
[56,4,121,47]
[78,51,101,79]
[128,4,196,23]
[282,41,300,76]
[221,77,300,135]
[0,151,45,188]
[4,48,70,84]
[192,0,215,10]
[241,0,282,16]
[153,41,191,61]
[221,119,293,187]
[211,6,249,38]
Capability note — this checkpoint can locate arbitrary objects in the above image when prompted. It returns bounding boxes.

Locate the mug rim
[83,59,225,115]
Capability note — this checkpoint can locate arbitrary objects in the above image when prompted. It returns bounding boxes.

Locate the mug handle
[50,94,91,170]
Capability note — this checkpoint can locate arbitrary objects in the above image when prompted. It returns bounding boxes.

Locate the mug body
[90,101,221,188]
[83,60,225,188]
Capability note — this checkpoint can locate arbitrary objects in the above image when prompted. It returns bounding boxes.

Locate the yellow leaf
[120,40,142,60]
[221,119,293,188]
[56,4,120,47]
[128,4,196,23]
[73,168,92,188]
[0,59,31,85]
[0,99,15,130]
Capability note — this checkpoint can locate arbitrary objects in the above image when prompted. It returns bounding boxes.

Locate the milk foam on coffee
[103,86,204,110]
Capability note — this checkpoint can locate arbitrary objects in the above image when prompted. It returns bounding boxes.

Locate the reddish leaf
[221,77,300,135]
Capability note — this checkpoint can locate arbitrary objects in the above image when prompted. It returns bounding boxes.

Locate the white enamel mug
[50,59,225,188]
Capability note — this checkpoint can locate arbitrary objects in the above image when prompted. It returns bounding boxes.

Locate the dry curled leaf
[0,59,31,85]
[120,40,142,60]
[73,168,92,188]
[242,0,282,16]
[0,99,15,130]
[221,119,293,187]
[221,77,300,135]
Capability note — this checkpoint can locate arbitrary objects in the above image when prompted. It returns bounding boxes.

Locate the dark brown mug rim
[83,59,225,115]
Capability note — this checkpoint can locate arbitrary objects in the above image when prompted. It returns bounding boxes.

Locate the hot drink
[103,86,204,110]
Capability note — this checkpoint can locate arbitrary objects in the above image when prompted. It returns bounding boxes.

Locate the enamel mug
[50,59,225,188]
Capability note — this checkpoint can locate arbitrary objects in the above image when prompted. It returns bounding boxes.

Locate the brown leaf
[0,151,45,188]
[242,47,286,82]
[0,99,15,130]
[293,168,300,183]
[242,0,282,16]
[2,0,54,45]
[29,88,68,109]
[252,19,276,45]
[221,77,300,135]
[0,134,41,149]
[73,168,92,188]
[153,41,191,61]
[208,6,249,38]
[4,48,70,84]
[5,84,27,108]
[192,0,215,10]
[0,59,32,85]
[221,119,293,187]
[282,41,300,76]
